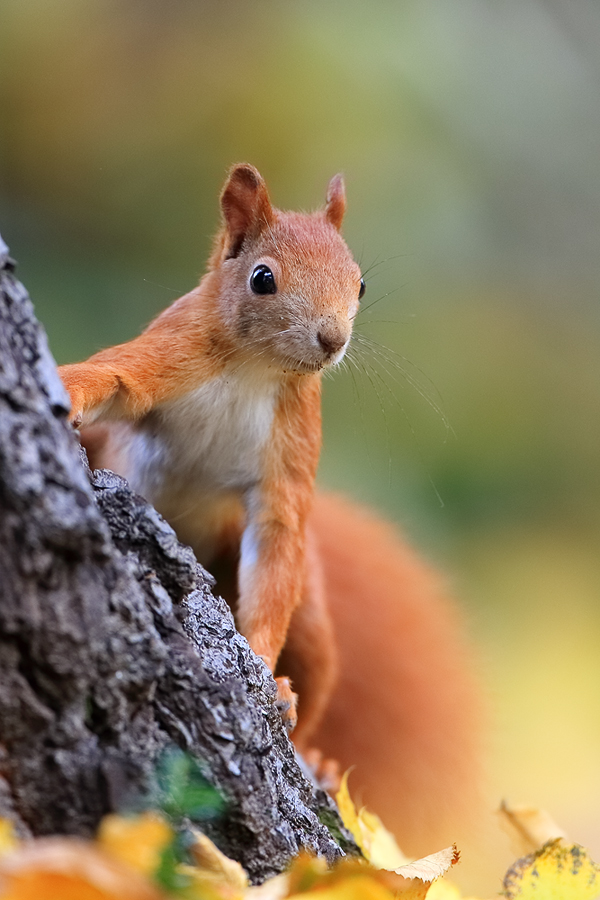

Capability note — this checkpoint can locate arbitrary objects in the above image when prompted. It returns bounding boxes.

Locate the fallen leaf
[335,771,408,869]
[97,812,173,877]
[502,838,600,899]
[497,802,568,857]
[282,850,461,900]
[424,879,464,899]
[334,773,362,848]
[333,773,462,898]
[181,830,249,899]
[359,807,411,870]
[0,820,18,857]
[284,853,329,895]
[285,856,405,900]
[0,838,165,900]
[245,873,289,899]
[394,845,460,882]
[288,873,400,900]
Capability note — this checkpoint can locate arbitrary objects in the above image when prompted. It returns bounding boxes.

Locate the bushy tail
[309,493,484,856]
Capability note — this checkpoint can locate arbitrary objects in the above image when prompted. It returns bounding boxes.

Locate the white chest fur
[126,371,279,508]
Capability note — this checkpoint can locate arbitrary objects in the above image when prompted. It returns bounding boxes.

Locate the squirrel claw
[274,676,298,733]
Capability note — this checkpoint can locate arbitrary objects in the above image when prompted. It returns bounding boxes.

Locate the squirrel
[58,164,482,856]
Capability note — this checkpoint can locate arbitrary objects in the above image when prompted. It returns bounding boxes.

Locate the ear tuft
[220,163,274,258]
[325,173,346,230]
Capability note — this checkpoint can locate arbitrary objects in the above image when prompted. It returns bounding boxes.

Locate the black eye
[250,264,277,295]
[358,277,366,299]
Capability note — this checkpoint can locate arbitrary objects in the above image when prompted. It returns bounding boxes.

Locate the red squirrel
[58,164,481,855]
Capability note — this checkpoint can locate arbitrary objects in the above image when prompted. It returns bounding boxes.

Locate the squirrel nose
[317,329,347,357]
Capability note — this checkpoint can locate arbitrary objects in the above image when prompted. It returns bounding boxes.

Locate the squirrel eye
[358,277,366,300]
[250,264,277,295]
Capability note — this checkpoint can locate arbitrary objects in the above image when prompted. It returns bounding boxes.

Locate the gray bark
[0,236,356,882]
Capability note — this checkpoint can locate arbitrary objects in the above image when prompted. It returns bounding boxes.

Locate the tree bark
[0,236,356,883]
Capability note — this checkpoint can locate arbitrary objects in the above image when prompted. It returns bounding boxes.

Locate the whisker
[354,284,407,319]
[360,252,410,280]
[352,333,452,435]
[354,319,414,328]
[357,357,444,505]
[342,348,381,474]
[142,277,185,294]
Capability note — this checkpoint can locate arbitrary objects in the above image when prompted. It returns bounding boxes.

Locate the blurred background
[2,0,599,892]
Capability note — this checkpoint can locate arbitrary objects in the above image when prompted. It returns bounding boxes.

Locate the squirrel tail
[308,492,484,856]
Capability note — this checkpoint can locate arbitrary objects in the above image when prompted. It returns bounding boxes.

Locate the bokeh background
[2,0,600,892]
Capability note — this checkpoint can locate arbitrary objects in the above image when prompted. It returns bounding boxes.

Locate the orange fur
[59,163,360,714]
[307,494,482,856]
[58,164,481,850]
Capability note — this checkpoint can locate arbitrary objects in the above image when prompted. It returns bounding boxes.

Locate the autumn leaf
[276,849,461,900]
[334,770,460,899]
[502,838,600,899]
[394,846,461,882]
[179,829,249,899]
[288,873,399,900]
[424,880,464,900]
[497,802,568,857]
[0,820,18,858]
[246,873,289,900]
[335,771,408,869]
[284,854,412,899]
[97,812,174,878]
[0,838,165,900]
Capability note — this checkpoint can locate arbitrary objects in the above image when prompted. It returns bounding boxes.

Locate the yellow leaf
[97,812,173,877]
[179,830,249,899]
[333,774,462,897]
[335,772,361,848]
[424,879,463,900]
[0,837,165,900]
[421,870,491,900]
[502,838,600,899]
[422,877,484,900]
[394,845,460,882]
[282,852,460,900]
[245,873,289,899]
[497,802,568,857]
[284,852,329,894]
[335,771,408,869]
[0,820,18,857]
[359,808,410,870]
[284,856,402,900]
[288,873,399,900]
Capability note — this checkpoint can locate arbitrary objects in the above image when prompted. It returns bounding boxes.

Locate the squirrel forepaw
[274,676,298,734]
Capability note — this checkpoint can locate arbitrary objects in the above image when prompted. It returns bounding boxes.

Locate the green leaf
[154,748,226,823]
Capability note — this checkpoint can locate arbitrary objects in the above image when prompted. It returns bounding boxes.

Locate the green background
[2,1,600,891]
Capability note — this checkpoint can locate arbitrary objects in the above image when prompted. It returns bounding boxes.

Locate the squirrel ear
[324,173,346,230]
[220,164,274,258]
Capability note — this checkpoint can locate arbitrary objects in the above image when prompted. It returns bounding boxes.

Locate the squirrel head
[207,164,363,376]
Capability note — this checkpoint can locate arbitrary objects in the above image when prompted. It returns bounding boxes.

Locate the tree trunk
[0,235,356,883]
